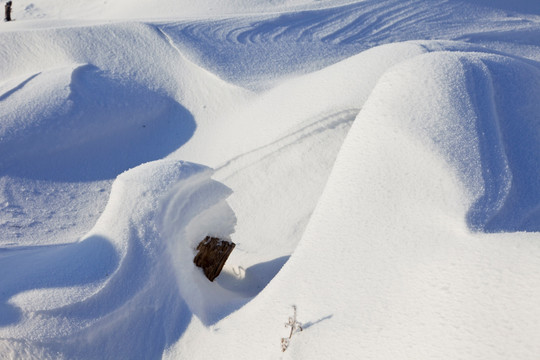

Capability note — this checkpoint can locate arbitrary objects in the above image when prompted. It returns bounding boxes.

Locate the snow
[1,0,540,359]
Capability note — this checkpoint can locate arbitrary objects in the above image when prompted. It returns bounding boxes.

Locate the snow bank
[0,64,194,181]
[208,41,430,273]
[0,23,249,119]
[0,160,241,358]
[167,42,540,359]
[0,21,250,245]
[269,46,540,359]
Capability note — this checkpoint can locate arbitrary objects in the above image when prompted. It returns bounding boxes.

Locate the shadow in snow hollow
[0,236,118,327]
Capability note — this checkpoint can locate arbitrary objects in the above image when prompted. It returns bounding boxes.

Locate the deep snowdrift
[1,64,195,181]
[165,43,540,360]
[2,0,540,359]
[1,160,238,358]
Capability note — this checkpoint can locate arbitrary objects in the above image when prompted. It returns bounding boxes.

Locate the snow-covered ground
[1,0,540,358]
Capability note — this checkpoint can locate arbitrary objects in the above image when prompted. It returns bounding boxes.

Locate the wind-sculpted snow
[3,0,540,358]
[0,160,242,358]
[0,22,249,246]
[465,55,540,231]
[0,64,195,181]
[161,0,539,88]
[171,42,540,360]
[466,0,540,14]
[352,48,540,233]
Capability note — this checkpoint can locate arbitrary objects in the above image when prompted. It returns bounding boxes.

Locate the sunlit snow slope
[1,0,540,359]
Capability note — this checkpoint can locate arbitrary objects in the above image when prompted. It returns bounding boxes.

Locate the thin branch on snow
[281,305,303,352]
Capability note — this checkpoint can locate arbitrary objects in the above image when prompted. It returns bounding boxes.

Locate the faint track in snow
[213,109,358,262]
[215,108,358,180]
[0,73,40,102]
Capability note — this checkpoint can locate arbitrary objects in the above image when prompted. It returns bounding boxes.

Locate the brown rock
[193,236,236,281]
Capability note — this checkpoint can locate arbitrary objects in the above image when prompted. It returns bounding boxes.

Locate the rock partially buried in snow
[194,236,236,281]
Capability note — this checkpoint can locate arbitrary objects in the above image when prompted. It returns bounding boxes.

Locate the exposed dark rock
[193,236,235,281]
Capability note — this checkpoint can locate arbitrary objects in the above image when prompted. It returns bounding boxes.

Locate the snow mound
[0,160,242,358]
[0,64,194,181]
[0,21,250,245]
[354,49,540,232]
[167,42,540,359]
[270,45,540,359]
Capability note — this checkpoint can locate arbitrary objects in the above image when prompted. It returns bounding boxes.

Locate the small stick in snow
[281,305,303,352]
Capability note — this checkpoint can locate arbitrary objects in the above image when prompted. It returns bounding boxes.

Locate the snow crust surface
[2,0,540,359]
